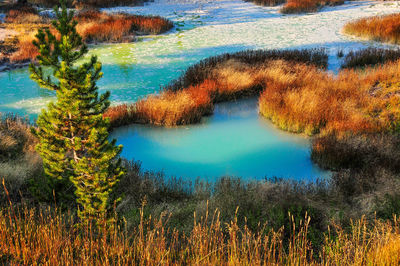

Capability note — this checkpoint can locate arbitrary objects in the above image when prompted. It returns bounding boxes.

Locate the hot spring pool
[110,98,329,181]
[1,0,400,181]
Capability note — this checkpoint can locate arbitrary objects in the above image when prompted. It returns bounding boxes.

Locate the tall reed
[281,0,344,14]
[343,13,400,45]
[76,10,173,43]
[106,50,400,133]
[341,48,400,69]
[2,9,173,63]
[105,49,328,127]
[259,59,400,135]
[1,201,400,265]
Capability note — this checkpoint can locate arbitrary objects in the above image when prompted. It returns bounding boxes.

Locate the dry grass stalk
[107,57,400,134]
[75,10,173,43]
[343,13,400,45]
[281,0,344,14]
[341,48,400,69]
[2,9,173,64]
[1,202,400,264]
[105,49,328,127]
[259,60,400,135]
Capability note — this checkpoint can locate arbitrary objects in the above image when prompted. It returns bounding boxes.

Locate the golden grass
[1,9,173,64]
[75,10,173,43]
[259,60,400,135]
[135,80,216,126]
[343,13,400,45]
[281,0,344,13]
[1,200,400,265]
[107,58,400,134]
[104,63,264,127]
[9,33,38,63]
[0,114,37,158]
[3,6,45,24]
[322,217,400,265]
[1,7,49,63]
[27,0,150,8]
[105,49,328,127]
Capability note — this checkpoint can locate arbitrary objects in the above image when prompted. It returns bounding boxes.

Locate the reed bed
[259,59,400,135]
[281,0,344,14]
[107,52,400,133]
[75,10,173,43]
[311,132,400,172]
[134,80,216,126]
[244,0,286,6]
[9,34,38,63]
[105,49,328,127]
[246,0,344,12]
[0,114,36,160]
[1,8,173,64]
[3,6,44,24]
[1,6,48,63]
[0,114,40,203]
[341,48,400,69]
[1,201,400,265]
[27,0,149,8]
[343,13,400,45]
[165,48,328,91]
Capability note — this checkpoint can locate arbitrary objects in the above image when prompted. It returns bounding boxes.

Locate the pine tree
[30,0,124,223]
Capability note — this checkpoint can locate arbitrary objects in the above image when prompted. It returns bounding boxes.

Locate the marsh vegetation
[0,5,173,68]
[246,0,345,13]
[2,0,400,264]
[343,13,400,45]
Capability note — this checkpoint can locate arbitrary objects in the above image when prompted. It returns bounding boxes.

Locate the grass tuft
[1,8,173,64]
[280,0,344,14]
[244,0,286,6]
[1,203,400,264]
[105,49,328,127]
[343,13,400,45]
[76,10,173,43]
[259,59,400,135]
[341,48,400,69]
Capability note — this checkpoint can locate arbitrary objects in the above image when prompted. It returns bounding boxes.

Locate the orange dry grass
[3,7,49,63]
[9,34,38,63]
[2,10,172,64]
[281,0,344,13]
[104,104,137,128]
[343,13,400,44]
[108,58,400,134]
[134,80,216,126]
[0,114,37,157]
[259,60,400,135]
[104,60,266,127]
[4,6,45,24]
[76,11,173,43]
[1,199,400,265]
[0,200,313,265]
[323,216,400,265]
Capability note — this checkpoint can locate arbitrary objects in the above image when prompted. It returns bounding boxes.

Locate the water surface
[2,0,400,116]
[111,98,329,181]
[1,0,400,180]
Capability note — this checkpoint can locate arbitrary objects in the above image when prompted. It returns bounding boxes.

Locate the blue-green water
[110,98,329,181]
[1,0,400,180]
